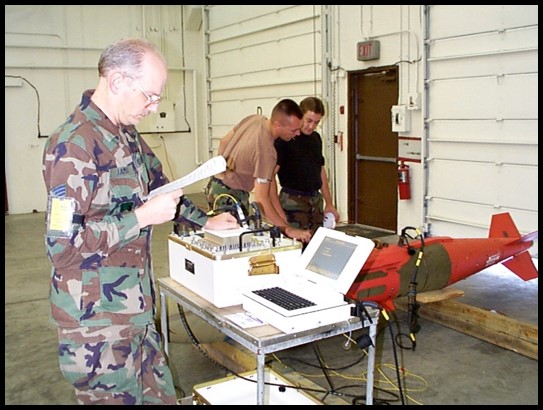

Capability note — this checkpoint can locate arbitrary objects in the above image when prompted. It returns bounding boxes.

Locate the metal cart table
[158,277,379,405]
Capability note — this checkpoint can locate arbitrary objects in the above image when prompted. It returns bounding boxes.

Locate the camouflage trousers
[280,189,324,235]
[205,177,250,218]
[57,324,177,405]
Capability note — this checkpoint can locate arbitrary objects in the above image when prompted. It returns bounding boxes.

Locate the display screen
[305,236,357,280]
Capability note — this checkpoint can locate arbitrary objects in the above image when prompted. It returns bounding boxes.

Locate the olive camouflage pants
[57,324,177,405]
[280,189,324,236]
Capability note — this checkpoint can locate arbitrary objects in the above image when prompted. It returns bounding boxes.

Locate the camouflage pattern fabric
[280,190,324,235]
[173,195,212,235]
[58,324,176,405]
[205,177,250,218]
[42,90,209,328]
[42,90,210,403]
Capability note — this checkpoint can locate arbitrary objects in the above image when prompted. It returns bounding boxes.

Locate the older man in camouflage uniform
[42,38,238,405]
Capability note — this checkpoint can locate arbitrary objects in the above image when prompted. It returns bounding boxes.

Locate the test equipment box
[192,368,323,405]
[168,227,302,308]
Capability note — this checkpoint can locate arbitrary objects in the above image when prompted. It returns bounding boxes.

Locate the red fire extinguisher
[398,161,411,200]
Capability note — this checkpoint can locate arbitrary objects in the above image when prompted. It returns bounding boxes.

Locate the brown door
[347,66,399,231]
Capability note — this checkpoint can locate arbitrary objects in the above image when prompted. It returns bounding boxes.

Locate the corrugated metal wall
[5,6,537,255]
[204,5,323,153]
[424,5,538,250]
[204,5,538,255]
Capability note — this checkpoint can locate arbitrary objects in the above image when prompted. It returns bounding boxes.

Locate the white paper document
[147,155,226,200]
[224,312,267,329]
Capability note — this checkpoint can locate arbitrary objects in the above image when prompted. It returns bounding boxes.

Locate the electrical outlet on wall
[138,102,176,133]
[153,110,175,132]
[407,93,420,110]
[391,105,411,132]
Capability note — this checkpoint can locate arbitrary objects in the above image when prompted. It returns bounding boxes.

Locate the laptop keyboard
[252,287,316,311]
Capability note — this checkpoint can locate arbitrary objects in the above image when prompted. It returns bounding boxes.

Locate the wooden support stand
[395,289,538,360]
[200,341,257,374]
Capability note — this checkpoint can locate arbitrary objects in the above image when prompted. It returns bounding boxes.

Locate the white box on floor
[192,369,323,405]
[168,229,302,308]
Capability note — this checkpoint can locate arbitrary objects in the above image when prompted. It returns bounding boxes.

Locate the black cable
[5,75,43,138]
[356,302,408,405]
[385,312,407,405]
[351,385,402,405]
[312,343,336,393]
[399,226,426,347]
[278,351,367,372]
[175,304,355,402]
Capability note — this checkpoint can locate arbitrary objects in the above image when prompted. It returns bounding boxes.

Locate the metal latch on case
[248,254,279,275]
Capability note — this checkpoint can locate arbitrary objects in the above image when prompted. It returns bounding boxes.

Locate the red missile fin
[488,213,538,280]
[489,212,520,239]
[502,251,538,281]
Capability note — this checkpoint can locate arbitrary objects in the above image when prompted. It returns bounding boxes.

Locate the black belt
[281,187,319,197]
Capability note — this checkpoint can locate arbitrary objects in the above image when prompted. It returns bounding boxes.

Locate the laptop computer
[241,227,375,334]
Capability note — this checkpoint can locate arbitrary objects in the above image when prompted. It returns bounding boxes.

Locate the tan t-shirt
[219,114,276,192]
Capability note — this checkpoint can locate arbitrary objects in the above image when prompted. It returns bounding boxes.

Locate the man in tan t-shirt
[205,99,312,243]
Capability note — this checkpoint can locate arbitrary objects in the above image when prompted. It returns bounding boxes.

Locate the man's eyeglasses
[129,77,162,106]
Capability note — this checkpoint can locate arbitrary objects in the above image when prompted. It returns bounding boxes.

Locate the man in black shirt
[272,97,340,238]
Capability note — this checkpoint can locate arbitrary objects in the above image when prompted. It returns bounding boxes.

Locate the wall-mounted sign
[357,40,380,61]
[398,136,421,163]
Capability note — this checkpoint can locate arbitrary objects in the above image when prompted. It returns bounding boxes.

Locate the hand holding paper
[147,156,226,200]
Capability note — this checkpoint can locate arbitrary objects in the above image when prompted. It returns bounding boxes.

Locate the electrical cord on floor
[270,303,409,406]
[311,338,406,405]
[382,308,407,405]
[175,304,357,402]
[176,300,424,404]
[351,387,402,405]
[277,339,367,371]
[274,322,429,406]
[351,301,407,405]
[273,350,404,405]
[312,343,337,395]
[176,304,223,368]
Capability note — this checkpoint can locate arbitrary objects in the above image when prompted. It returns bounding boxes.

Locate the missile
[345,212,538,312]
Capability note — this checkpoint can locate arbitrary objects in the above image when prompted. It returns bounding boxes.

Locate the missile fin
[519,230,538,243]
[489,213,520,239]
[502,251,538,281]
[490,213,538,246]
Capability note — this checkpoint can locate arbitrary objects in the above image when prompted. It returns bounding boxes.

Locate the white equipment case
[168,227,302,308]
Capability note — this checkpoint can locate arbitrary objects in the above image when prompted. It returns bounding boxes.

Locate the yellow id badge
[46,195,76,237]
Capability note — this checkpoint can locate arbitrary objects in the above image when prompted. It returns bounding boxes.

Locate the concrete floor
[5,208,538,405]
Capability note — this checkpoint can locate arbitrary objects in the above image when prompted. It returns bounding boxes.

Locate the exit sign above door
[357,40,380,61]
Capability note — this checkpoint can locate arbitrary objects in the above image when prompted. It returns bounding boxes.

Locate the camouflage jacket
[42,90,208,328]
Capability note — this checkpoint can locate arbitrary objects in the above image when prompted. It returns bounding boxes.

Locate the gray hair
[97,37,166,78]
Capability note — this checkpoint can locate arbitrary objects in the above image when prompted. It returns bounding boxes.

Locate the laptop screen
[297,227,375,293]
[305,237,357,280]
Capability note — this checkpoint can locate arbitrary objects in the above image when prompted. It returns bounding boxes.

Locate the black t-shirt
[274,131,325,192]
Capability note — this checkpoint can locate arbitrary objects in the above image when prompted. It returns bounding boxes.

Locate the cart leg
[256,351,266,405]
[366,316,378,405]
